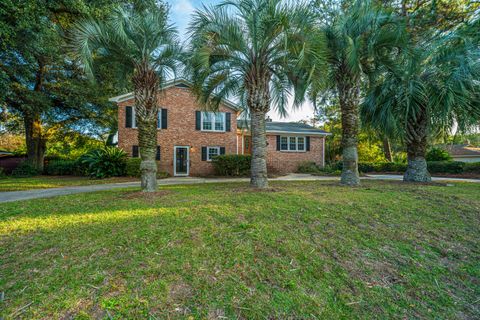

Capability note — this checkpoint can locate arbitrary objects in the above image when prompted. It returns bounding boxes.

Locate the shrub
[80,147,127,178]
[463,162,480,174]
[427,161,464,174]
[0,167,6,179]
[357,162,407,173]
[297,161,321,173]
[212,155,251,176]
[44,159,85,176]
[426,147,452,161]
[125,158,169,178]
[11,161,39,177]
[125,158,142,177]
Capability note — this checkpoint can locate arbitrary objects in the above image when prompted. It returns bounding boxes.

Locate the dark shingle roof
[441,144,480,156]
[237,120,329,135]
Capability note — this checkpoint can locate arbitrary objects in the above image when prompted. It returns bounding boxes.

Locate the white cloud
[172,0,194,14]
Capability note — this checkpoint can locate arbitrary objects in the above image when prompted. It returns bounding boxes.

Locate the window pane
[157,111,161,129]
[208,147,219,160]
[214,113,224,131]
[280,137,288,150]
[297,137,305,151]
[202,112,212,130]
[289,137,296,150]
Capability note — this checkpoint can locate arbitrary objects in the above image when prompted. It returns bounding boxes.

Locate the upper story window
[202,112,225,132]
[126,106,167,129]
[280,136,306,152]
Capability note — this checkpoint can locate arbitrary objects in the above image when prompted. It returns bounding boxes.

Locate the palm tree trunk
[132,63,159,192]
[250,108,268,188]
[404,107,431,182]
[383,137,393,162]
[24,112,46,172]
[337,79,360,186]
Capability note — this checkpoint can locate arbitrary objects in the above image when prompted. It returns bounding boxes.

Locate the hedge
[125,158,170,178]
[44,159,85,176]
[212,155,251,176]
[326,161,480,174]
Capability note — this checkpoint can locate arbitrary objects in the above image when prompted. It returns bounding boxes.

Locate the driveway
[0,174,478,203]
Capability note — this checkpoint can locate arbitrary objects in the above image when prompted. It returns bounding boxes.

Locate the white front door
[174,146,189,176]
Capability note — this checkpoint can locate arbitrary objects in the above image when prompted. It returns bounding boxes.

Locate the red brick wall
[266,134,325,174]
[117,86,238,176]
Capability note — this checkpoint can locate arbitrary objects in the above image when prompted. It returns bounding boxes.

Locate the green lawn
[1,181,479,319]
[0,176,138,192]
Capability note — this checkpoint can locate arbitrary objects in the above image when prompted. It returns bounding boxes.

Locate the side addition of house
[110,79,329,177]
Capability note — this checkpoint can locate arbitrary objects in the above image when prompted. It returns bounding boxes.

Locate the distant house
[110,78,329,176]
[442,144,480,163]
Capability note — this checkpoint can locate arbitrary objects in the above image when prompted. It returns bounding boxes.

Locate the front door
[174,146,189,176]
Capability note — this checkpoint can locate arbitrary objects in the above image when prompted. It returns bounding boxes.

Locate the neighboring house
[442,144,480,163]
[110,79,329,176]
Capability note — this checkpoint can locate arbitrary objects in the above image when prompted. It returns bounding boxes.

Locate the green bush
[463,162,480,173]
[426,147,452,161]
[0,167,6,179]
[427,161,464,174]
[125,158,142,177]
[44,159,85,176]
[12,161,39,177]
[126,158,170,178]
[80,147,127,179]
[297,161,322,173]
[212,155,251,176]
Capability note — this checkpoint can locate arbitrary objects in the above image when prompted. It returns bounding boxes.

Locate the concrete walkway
[0,174,478,203]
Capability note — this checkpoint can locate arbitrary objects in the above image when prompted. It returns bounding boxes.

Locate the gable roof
[238,120,330,136]
[108,78,241,111]
[442,144,480,157]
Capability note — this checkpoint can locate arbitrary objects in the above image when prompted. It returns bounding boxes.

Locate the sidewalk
[0,174,477,203]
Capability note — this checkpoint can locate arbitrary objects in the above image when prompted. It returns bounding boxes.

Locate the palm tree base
[140,160,158,192]
[403,157,431,182]
[340,170,360,186]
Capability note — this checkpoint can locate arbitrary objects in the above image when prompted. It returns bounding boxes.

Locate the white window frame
[206,146,221,161]
[201,112,226,132]
[280,136,307,152]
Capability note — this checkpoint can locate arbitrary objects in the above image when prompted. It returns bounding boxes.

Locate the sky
[165,0,316,123]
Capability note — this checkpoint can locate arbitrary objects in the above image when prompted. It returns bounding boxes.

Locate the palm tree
[362,19,480,182]
[69,4,182,191]
[310,0,404,185]
[187,0,317,189]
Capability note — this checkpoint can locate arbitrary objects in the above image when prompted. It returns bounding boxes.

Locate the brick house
[110,79,329,176]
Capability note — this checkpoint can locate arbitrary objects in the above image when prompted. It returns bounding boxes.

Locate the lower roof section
[237,120,330,136]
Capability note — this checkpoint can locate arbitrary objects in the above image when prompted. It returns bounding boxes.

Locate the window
[157,110,161,129]
[280,137,288,150]
[280,136,307,152]
[207,147,220,161]
[202,112,225,131]
[297,137,305,151]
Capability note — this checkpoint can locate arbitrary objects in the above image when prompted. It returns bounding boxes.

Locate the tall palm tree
[362,19,480,182]
[310,0,404,185]
[69,4,182,192]
[187,0,318,189]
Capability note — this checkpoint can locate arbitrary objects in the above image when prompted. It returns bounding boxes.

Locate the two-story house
[110,79,329,176]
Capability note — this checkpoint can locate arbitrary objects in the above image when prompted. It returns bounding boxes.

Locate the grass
[0,176,138,192]
[0,180,479,319]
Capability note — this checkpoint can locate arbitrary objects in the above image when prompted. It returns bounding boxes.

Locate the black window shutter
[156,146,161,160]
[132,145,139,158]
[220,147,225,155]
[161,108,168,129]
[201,147,207,161]
[195,111,201,130]
[125,106,132,128]
[306,136,311,151]
[276,135,280,151]
[225,113,231,131]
